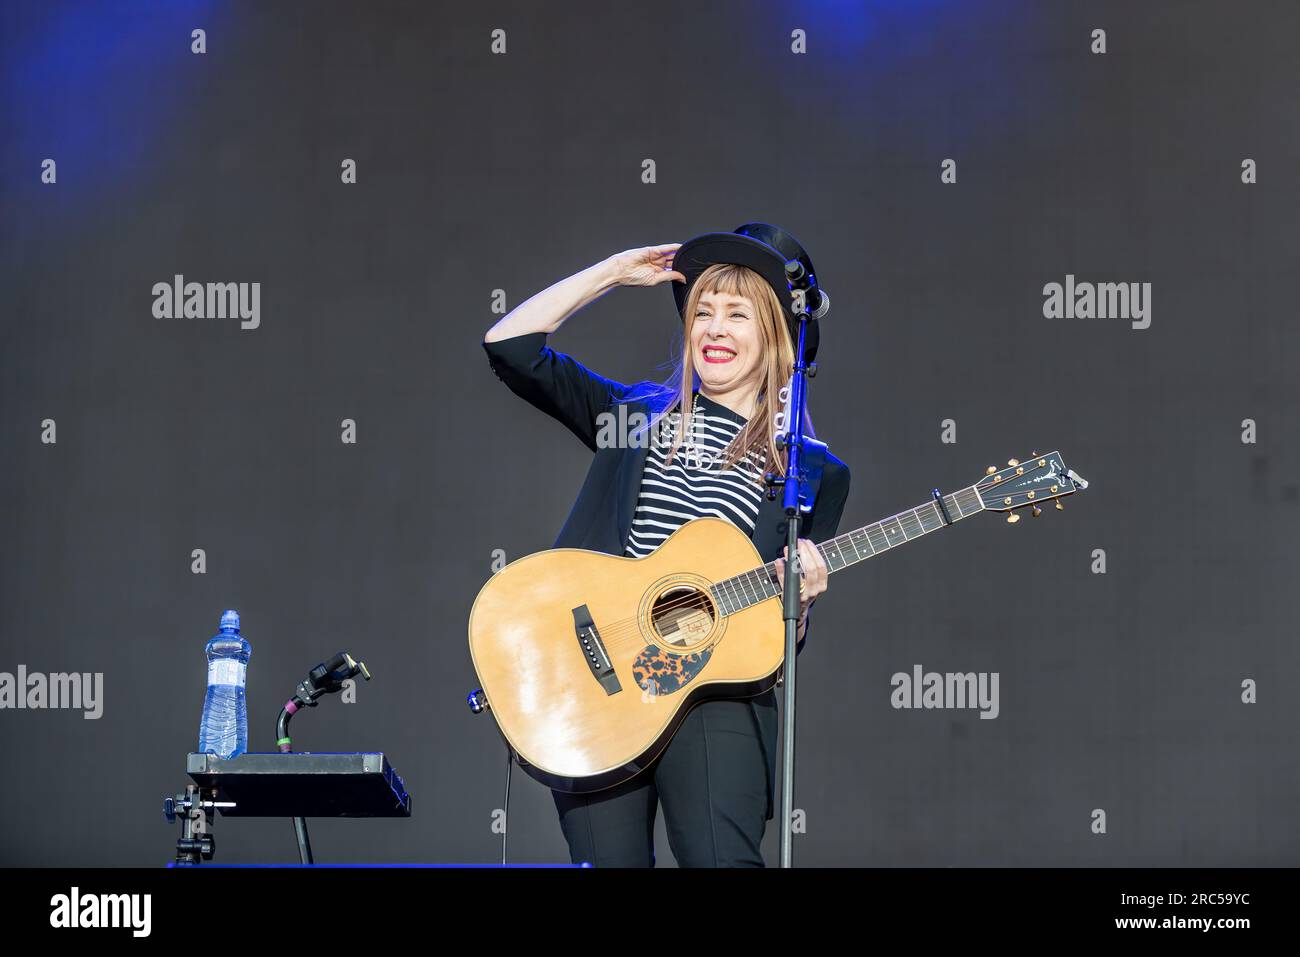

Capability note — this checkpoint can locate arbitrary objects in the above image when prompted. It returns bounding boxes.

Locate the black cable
[501,745,514,865]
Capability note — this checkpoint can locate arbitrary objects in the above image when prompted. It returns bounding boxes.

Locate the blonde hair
[627,262,815,483]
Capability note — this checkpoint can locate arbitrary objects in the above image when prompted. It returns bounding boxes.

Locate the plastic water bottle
[198,609,252,758]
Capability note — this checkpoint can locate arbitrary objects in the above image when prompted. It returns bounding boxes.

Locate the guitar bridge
[573,604,621,696]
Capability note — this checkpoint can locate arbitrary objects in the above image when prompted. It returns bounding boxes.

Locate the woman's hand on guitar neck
[774,538,829,636]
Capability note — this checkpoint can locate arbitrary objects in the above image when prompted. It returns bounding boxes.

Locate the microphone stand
[763,282,822,869]
[275,652,371,864]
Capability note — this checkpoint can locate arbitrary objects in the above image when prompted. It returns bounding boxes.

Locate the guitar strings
[589,518,923,648]
[584,510,973,651]
[570,492,1047,652]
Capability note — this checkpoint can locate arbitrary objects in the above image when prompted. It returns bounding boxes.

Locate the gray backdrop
[1,0,1296,866]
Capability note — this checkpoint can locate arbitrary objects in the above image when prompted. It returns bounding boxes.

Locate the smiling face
[689,289,766,408]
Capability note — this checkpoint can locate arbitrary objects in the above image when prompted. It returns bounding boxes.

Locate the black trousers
[551,689,779,867]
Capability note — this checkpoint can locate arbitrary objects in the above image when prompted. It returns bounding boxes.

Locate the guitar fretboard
[709,485,985,616]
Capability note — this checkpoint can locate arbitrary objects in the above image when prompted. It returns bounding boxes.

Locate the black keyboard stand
[164,751,411,865]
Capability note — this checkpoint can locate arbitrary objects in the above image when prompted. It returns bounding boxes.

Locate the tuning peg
[1031,505,1042,517]
[1006,511,1020,524]
[1007,458,1020,467]
[1055,500,1064,511]
[1031,450,1039,457]
[986,466,997,475]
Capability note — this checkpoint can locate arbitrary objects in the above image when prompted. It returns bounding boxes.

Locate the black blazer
[481,331,852,648]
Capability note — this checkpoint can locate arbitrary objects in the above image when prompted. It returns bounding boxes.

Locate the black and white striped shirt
[623,391,766,558]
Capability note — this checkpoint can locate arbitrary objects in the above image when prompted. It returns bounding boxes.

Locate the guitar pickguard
[631,645,712,696]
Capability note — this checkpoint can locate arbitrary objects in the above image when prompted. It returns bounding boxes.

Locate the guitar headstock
[975,451,1088,522]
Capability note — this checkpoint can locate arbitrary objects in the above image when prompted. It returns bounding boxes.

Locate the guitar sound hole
[650,587,715,649]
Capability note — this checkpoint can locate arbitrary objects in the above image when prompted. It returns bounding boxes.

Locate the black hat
[671,222,820,363]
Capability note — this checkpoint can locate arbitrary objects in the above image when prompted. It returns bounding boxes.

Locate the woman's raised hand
[604,243,685,287]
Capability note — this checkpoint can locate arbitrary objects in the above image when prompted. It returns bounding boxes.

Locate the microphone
[292,652,370,706]
[277,651,371,751]
[783,259,830,319]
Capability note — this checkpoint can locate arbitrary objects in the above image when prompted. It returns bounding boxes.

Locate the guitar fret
[867,524,889,552]
[735,575,749,608]
[839,533,857,563]
[708,584,723,614]
[711,484,987,619]
[920,502,943,532]
[712,582,731,615]
[729,574,747,608]
[919,505,936,531]
[913,506,930,533]
[722,578,741,613]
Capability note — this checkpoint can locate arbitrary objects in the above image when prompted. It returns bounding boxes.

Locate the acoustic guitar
[468,451,1087,793]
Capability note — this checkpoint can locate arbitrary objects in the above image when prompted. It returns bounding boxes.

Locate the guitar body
[467,517,785,794]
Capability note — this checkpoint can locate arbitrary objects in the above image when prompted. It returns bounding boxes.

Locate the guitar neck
[710,485,986,616]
